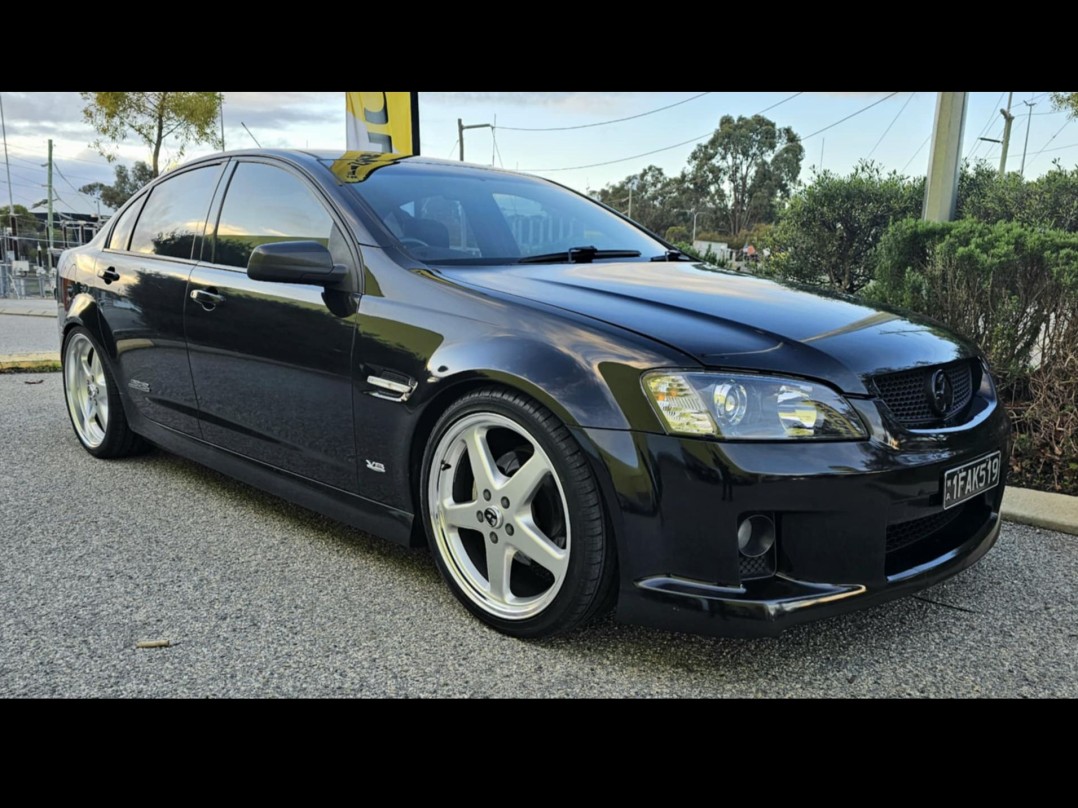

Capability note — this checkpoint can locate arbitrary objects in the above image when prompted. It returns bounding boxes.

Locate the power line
[5,149,111,183]
[1025,119,1073,172]
[53,163,95,199]
[867,92,916,158]
[901,134,932,173]
[0,176,42,191]
[520,92,804,173]
[799,92,901,142]
[495,92,712,132]
[755,91,804,114]
[982,139,1078,162]
[7,141,112,168]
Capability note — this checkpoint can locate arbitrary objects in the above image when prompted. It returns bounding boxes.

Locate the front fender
[353,290,686,522]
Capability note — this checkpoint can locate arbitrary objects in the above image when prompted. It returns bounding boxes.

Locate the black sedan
[56,149,1012,638]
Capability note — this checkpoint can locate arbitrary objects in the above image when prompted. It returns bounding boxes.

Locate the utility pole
[46,139,54,270]
[1020,99,1036,177]
[219,93,226,151]
[1,92,16,263]
[998,92,1015,177]
[457,118,491,162]
[923,92,968,222]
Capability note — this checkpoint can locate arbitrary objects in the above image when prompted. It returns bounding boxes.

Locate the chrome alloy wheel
[64,332,109,449]
[428,412,571,621]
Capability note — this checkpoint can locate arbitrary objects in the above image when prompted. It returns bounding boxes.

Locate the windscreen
[335,161,667,265]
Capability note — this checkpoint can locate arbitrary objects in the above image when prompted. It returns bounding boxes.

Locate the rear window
[128,165,222,260]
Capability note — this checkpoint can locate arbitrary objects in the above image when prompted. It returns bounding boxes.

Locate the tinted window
[337,161,665,265]
[128,166,221,259]
[213,163,333,269]
[107,194,146,251]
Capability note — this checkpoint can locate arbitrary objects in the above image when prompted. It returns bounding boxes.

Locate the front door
[185,160,360,491]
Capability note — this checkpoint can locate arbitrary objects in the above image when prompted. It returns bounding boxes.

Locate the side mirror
[247,241,347,285]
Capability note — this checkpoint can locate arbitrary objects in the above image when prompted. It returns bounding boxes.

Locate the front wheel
[421,388,616,638]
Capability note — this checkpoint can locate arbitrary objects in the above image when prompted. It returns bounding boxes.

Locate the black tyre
[62,326,146,458]
[421,387,617,638]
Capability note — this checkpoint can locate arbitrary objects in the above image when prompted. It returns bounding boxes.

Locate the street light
[673,209,707,243]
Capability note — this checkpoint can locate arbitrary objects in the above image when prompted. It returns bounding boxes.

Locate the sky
[1,91,1072,216]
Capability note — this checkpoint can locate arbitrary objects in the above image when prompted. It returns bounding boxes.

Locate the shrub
[870,218,1078,494]
[768,161,924,293]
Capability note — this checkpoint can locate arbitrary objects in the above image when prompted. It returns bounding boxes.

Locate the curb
[1000,487,1078,537]
[0,308,56,318]
[0,352,61,372]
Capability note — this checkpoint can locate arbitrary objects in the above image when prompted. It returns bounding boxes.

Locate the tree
[958,159,1078,232]
[685,114,803,236]
[80,92,223,178]
[767,161,924,293]
[594,165,694,237]
[80,162,156,211]
[1051,92,1078,118]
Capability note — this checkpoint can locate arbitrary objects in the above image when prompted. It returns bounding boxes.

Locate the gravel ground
[0,313,58,355]
[1,373,1075,698]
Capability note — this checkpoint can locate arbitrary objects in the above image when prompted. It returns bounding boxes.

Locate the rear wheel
[422,388,616,638]
[62,327,146,458]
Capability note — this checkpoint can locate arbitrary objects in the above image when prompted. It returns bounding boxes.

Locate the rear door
[95,162,225,436]
[185,159,360,491]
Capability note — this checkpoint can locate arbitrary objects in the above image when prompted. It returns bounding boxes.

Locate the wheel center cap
[483,506,504,529]
[88,383,98,398]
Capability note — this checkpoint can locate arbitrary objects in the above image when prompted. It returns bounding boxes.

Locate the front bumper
[575,397,1012,638]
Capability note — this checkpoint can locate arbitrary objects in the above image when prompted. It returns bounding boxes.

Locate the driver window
[213,162,333,269]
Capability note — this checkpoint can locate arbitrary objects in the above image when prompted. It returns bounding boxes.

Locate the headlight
[643,371,868,440]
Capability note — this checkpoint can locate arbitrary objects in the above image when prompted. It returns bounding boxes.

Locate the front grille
[739,550,776,581]
[873,360,975,428]
[885,507,964,554]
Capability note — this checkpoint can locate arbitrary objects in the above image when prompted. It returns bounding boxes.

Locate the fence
[0,263,56,300]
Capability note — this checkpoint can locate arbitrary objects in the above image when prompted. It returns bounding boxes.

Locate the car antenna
[241,122,262,148]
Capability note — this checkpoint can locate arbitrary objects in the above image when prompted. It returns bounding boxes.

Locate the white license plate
[943,451,1001,509]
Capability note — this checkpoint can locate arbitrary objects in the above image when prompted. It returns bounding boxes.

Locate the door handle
[190,288,225,310]
[98,266,120,284]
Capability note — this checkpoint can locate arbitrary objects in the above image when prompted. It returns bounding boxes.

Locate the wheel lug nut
[489,532,498,543]
[483,490,491,501]
[505,524,514,536]
[476,510,484,523]
[501,497,510,508]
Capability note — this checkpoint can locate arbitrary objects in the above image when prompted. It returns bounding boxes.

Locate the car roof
[180,148,526,180]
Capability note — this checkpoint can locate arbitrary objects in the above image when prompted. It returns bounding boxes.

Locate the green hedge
[869,218,1078,494]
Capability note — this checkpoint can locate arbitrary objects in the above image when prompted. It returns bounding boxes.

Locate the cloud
[425,91,628,114]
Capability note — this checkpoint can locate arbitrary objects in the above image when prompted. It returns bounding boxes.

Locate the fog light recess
[737,514,776,558]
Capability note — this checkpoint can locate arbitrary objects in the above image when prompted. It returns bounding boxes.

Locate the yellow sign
[345,92,419,155]
[328,151,405,183]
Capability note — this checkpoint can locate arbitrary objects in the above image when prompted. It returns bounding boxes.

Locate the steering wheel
[400,237,430,250]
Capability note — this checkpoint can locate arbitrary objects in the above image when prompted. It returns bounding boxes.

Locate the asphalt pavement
[1,373,1075,698]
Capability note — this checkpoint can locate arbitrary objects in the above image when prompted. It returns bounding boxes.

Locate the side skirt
[133,416,418,547]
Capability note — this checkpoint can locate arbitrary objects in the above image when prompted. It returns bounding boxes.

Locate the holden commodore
[56,149,1012,638]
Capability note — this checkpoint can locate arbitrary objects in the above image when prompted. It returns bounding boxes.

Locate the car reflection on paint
[56,149,1012,638]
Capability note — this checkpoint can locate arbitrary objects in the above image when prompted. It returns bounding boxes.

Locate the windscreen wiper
[650,249,694,261]
[517,246,642,264]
